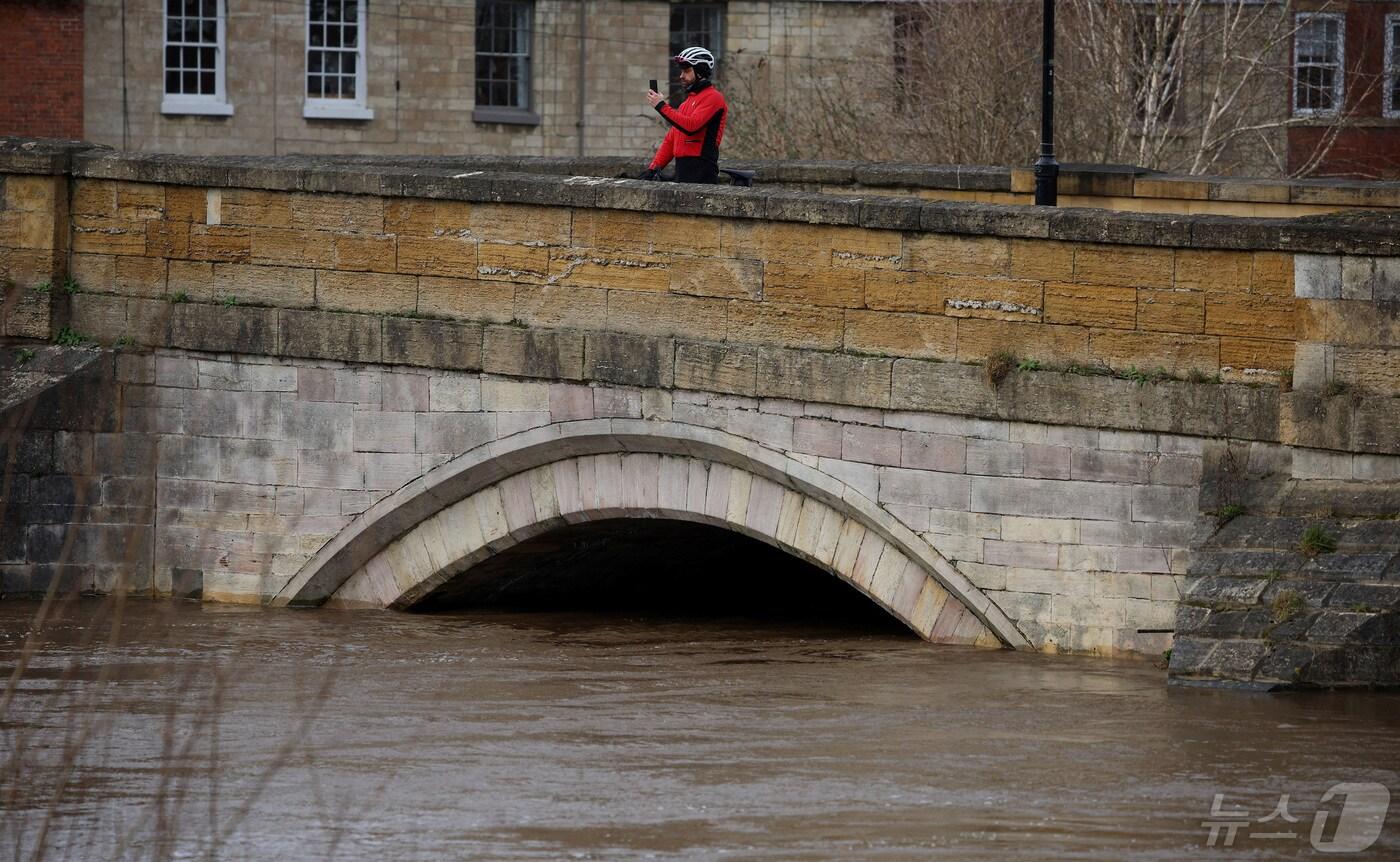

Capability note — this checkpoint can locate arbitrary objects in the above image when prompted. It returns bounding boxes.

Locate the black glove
[638,167,660,181]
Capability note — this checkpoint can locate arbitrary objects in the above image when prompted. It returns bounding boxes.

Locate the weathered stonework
[3,144,1399,684]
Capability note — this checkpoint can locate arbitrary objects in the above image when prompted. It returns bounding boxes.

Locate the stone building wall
[80,0,887,161]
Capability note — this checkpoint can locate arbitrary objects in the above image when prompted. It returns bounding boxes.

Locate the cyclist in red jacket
[643,47,727,184]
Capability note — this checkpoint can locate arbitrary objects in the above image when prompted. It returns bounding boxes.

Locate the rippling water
[2,600,1397,860]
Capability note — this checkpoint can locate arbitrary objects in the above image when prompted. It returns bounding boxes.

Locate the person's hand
[638,168,660,181]
[646,89,664,109]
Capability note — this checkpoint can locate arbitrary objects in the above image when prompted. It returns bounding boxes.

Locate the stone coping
[3,138,1398,255]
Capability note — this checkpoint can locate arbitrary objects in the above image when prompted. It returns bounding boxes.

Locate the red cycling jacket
[648,81,727,170]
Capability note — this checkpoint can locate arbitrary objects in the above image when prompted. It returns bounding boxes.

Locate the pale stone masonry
[3,146,1399,677]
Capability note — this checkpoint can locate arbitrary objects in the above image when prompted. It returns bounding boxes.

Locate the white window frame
[303,0,374,120]
[1292,12,1345,119]
[161,0,233,116]
[1386,14,1400,119]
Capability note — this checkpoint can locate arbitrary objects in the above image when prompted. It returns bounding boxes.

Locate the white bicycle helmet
[673,46,716,78]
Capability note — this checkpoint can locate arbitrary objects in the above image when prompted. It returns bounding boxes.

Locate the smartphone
[649,79,658,93]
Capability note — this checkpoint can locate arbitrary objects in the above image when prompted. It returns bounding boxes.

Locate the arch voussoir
[277,420,1032,650]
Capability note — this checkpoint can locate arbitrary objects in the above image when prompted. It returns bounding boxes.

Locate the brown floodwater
[1,597,1397,861]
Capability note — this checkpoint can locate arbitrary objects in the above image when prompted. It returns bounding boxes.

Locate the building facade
[2,1,1397,177]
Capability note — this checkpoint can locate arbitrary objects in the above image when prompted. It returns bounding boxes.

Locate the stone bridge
[3,139,1400,687]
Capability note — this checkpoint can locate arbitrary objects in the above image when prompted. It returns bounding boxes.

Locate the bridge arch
[272,419,1031,649]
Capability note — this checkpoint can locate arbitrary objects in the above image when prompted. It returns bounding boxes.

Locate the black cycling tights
[674,157,719,184]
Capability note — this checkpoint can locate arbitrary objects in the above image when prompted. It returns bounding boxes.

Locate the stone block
[72,217,146,255]
[416,412,494,454]
[972,476,1131,521]
[763,263,864,308]
[1174,250,1252,293]
[844,310,957,360]
[1088,328,1219,375]
[954,318,1091,364]
[483,325,584,380]
[547,383,593,421]
[212,263,315,308]
[905,234,1010,276]
[1073,245,1173,289]
[417,276,515,323]
[607,290,728,342]
[1204,292,1296,340]
[1137,288,1205,334]
[584,331,673,388]
[250,227,335,269]
[966,440,1025,476]
[514,285,609,330]
[333,234,397,273]
[187,225,252,262]
[381,372,430,412]
[594,387,643,419]
[793,418,843,458]
[756,347,892,408]
[674,342,757,395]
[289,193,384,233]
[669,255,762,300]
[280,308,382,363]
[166,259,215,301]
[383,317,481,370]
[727,299,843,350]
[1131,485,1197,523]
[482,378,549,412]
[878,466,970,509]
[316,270,417,315]
[863,269,942,313]
[479,242,551,284]
[549,249,668,292]
[1044,282,1136,329]
[1009,239,1075,281]
[395,235,478,277]
[938,275,1042,322]
[282,401,354,451]
[145,220,190,258]
[900,431,967,472]
[1292,252,1351,302]
[169,303,278,355]
[363,452,423,492]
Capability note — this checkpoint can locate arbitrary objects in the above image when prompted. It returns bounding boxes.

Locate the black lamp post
[1033,0,1059,206]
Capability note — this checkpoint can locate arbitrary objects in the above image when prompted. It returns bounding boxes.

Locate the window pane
[309,52,322,73]
[344,54,356,75]
[183,46,198,67]
[327,1,341,23]
[325,53,340,74]
[168,0,181,16]
[202,19,217,43]
[324,76,340,97]
[202,0,216,18]
[166,70,180,93]
[166,18,181,42]
[200,71,215,94]
[183,0,198,17]
[344,26,357,49]
[345,0,358,24]
[166,45,180,69]
[183,70,198,92]
[310,0,325,22]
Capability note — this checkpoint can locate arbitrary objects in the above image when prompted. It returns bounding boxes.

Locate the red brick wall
[1288,3,1400,179]
[0,1,84,140]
